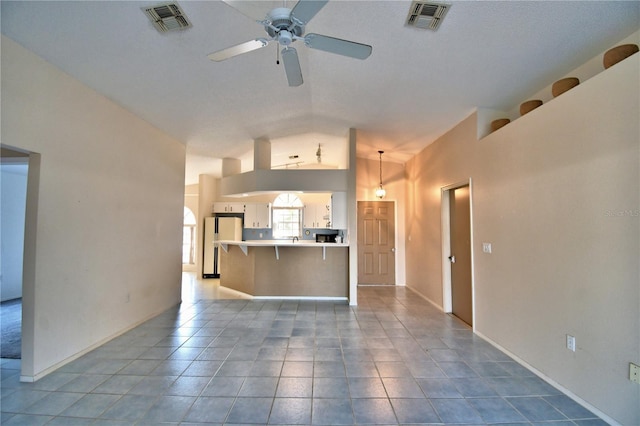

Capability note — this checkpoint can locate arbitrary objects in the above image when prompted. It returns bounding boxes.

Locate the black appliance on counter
[316,232,338,243]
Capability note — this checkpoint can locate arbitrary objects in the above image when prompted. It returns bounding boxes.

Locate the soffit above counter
[220,168,349,197]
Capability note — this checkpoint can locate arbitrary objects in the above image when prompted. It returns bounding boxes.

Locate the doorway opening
[441,180,474,327]
[1,145,40,372]
[0,145,40,381]
[1,150,28,359]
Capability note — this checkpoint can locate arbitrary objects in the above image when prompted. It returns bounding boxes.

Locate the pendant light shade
[375,150,386,199]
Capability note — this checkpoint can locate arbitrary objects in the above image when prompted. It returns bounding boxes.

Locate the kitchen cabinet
[213,202,245,213]
[244,203,271,228]
[331,192,348,229]
[304,202,330,228]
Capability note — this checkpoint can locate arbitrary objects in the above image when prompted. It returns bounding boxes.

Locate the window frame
[271,193,303,240]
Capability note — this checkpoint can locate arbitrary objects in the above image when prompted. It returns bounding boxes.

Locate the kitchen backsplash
[243,228,345,242]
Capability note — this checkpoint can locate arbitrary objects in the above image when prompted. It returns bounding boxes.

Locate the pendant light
[375,150,386,199]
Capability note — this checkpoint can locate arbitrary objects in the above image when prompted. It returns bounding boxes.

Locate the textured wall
[2,35,186,379]
[405,55,639,424]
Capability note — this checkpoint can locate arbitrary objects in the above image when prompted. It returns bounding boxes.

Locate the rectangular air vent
[406,1,450,31]
[143,2,192,32]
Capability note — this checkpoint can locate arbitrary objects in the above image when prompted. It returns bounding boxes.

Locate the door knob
[391,248,396,253]
[449,255,456,263]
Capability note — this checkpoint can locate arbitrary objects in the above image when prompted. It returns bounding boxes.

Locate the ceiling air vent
[406,1,451,31]
[143,2,192,33]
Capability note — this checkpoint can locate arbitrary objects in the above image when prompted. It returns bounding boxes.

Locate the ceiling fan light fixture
[278,30,294,46]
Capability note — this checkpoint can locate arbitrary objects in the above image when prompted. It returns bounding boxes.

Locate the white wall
[0,162,28,301]
[1,35,186,379]
[405,50,639,424]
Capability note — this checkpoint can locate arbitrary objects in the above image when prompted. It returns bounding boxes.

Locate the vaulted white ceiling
[2,1,638,184]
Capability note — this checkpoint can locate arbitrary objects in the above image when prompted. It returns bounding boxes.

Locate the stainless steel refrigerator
[203,216,242,278]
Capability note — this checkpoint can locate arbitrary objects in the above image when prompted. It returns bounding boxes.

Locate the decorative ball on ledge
[491,118,510,133]
[603,44,639,69]
[552,77,580,98]
[520,100,543,116]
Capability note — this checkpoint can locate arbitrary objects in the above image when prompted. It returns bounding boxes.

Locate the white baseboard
[405,285,444,311]
[20,304,178,383]
[403,285,618,425]
[475,330,619,426]
[252,296,348,302]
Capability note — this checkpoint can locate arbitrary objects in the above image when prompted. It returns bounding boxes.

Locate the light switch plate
[630,362,640,384]
[566,334,576,352]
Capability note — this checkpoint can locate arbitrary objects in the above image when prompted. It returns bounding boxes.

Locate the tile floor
[1,279,607,425]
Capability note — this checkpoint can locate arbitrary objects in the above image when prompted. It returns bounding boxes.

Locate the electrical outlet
[482,243,492,253]
[566,334,576,352]
[630,363,640,384]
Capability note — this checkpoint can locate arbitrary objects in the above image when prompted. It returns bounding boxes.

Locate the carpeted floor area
[0,298,21,359]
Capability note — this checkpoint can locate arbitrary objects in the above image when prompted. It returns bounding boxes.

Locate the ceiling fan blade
[304,33,372,59]
[208,39,269,62]
[290,0,329,25]
[281,47,303,87]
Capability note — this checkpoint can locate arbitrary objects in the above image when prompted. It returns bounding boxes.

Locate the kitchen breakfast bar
[218,240,349,299]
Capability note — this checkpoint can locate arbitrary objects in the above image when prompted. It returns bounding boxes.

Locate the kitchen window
[272,193,303,239]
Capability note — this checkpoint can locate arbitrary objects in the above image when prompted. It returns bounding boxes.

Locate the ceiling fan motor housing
[266,7,304,43]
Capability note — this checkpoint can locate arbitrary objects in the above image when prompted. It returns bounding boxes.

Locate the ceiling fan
[208,0,372,87]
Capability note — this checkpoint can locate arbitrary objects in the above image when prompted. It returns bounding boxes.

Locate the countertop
[217,239,349,247]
